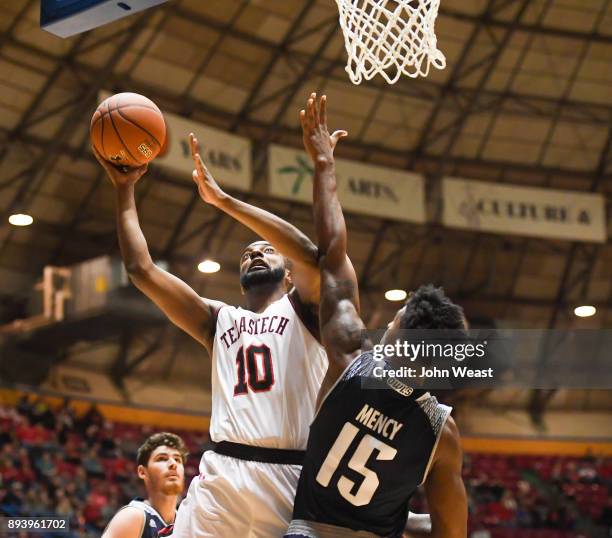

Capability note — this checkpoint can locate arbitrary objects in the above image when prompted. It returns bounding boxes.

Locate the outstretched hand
[190,133,227,207]
[300,92,347,166]
[92,145,148,188]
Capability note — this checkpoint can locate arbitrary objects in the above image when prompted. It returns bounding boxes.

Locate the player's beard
[160,479,183,496]
[240,266,285,291]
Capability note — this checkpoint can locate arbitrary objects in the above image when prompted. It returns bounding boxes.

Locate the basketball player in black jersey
[103,432,187,538]
[284,95,468,538]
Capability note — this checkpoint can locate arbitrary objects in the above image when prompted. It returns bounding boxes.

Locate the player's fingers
[192,170,199,184]
[308,98,317,128]
[190,133,199,157]
[198,155,214,181]
[299,110,307,130]
[312,93,320,125]
[194,153,206,176]
[320,95,327,126]
[331,130,348,148]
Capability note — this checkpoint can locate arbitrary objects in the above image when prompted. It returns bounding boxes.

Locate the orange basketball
[90,93,166,168]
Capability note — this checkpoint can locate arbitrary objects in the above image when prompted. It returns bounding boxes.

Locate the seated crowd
[0,395,610,537]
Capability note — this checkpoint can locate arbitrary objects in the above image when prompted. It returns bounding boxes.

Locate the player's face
[239,241,287,290]
[140,446,185,496]
[381,304,407,345]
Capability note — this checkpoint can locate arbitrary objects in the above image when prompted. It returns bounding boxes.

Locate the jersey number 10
[233,344,275,395]
[316,422,397,506]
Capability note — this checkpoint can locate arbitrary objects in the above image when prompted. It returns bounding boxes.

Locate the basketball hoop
[335,0,446,84]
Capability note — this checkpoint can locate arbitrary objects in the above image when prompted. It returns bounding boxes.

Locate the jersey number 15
[316,422,397,506]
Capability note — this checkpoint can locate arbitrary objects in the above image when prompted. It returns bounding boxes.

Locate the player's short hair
[400,284,466,330]
[136,432,188,467]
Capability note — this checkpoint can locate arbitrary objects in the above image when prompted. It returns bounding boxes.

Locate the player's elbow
[124,259,153,280]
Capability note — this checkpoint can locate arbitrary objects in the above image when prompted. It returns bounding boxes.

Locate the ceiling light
[8,214,33,226]
[385,289,407,302]
[574,305,596,318]
[198,259,220,273]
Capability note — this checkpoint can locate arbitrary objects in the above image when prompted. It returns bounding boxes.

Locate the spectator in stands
[35,451,57,480]
[16,394,32,419]
[54,487,74,519]
[31,396,55,430]
[598,497,612,533]
[0,482,25,514]
[99,421,117,457]
[83,447,104,479]
[56,398,76,444]
[15,416,39,447]
[1,391,610,537]
[78,404,104,433]
[0,420,12,447]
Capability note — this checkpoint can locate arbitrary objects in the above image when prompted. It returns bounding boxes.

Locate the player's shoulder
[201,297,227,312]
[434,415,462,466]
[102,505,144,538]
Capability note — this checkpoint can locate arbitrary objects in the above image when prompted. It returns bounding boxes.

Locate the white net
[335,0,446,84]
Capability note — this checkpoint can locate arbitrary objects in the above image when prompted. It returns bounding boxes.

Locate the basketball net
[335,0,446,84]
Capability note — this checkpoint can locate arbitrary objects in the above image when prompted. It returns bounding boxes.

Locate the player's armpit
[403,511,432,537]
[423,417,468,538]
[101,507,144,538]
[129,263,225,354]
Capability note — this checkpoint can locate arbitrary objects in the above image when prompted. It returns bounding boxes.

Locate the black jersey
[291,352,451,538]
[125,498,173,538]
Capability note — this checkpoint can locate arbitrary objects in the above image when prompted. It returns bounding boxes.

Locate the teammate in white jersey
[93,131,329,537]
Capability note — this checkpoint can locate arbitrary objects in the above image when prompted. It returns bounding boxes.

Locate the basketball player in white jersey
[93,135,328,537]
[103,432,187,538]
[186,115,431,538]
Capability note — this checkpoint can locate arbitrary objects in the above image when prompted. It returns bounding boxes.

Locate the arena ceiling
[0,0,611,407]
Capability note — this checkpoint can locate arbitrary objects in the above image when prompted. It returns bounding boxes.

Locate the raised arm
[93,147,223,354]
[190,134,319,304]
[423,417,468,538]
[301,94,363,381]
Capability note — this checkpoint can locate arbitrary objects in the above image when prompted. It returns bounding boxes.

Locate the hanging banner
[268,145,425,223]
[442,177,607,243]
[98,91,252,191]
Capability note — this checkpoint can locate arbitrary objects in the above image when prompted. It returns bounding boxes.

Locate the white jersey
[210,290,327,450]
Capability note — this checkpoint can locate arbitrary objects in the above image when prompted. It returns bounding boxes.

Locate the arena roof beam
[393,0,532,298]
[180,2,251,114]
[4,118,606,191]
[5,32,611,127]
[462,0,579,303]
[0,0,35,51]
[229,1,322,131]
[440,6,612,44]
[158,2,321,259]
[0,12,157,260]
[157,7,612,125]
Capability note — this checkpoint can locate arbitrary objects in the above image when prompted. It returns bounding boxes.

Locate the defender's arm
[303,95,363,382]
[423,417,468,538]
